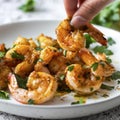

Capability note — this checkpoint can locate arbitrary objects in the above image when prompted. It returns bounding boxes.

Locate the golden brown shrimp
[78,48,115,77]
[40,46,59,64]
[8,71,58,104]
[65,64,104,95]
[56,19,85,51]
[48,55,68,75]
[79,23,107,46]
[37,34,59,49]
[0,63,11,90]
[14,61,34,77]
[34,62,50,74]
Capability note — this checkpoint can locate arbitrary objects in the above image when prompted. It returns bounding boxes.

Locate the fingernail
[71,16,87,28]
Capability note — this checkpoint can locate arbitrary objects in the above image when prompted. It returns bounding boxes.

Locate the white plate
[0,20,120,119]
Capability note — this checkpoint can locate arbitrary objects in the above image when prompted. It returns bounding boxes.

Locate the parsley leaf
[91,62,98,71]
[28,99,34,104]
[93,46,113,56]
[19,0,35,12]
[11,51,25,60]
[107,37,116,46]
[101,84,114,90]
[0,51,5,58]
[14,73,28,89]
[0,90,9,100]
[84,34,96,48]
[111,71,120,80]
[68,65,74,71]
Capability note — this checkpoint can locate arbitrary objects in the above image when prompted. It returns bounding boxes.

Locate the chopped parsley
[28,99,34,104]
[101,84,114,90]
[68,65,74,71]
[93,46,113,56]
[0,90,9,100]
[91,62,98,71]
[71,98,85,105]
[111,71,120,80]
[19,0,35,12]
[59,74,65,81]
[63,50,67,57]
[84,33,96,48]
[0,51,5,58]
[107,37,116,46]
[11,51,25,60]
[14,73,28,89]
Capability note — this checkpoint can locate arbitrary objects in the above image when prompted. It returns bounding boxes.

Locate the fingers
[71,0,114,28]
[63,0,78,17]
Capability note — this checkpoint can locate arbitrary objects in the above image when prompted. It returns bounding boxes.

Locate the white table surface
[0,0,120,120]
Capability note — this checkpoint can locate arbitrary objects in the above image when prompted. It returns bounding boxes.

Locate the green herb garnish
[19,0,35,12]
[0,90,9,99]
[93,46,113,56]
[0,51,5,58]
[63,50,67,57]
[84,33,96,48]
[101,84,114,90]
[68,65,74,71]
[14,73,28,89]
[59,74,65,81]
[107,37,116,46]
[111,71,120,80]
[91,62,98,71]
[28,99,34,104]
[71,98,85,105]
[11,51,25,60]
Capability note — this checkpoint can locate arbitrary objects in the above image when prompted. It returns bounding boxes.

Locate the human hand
[63,0,114,28]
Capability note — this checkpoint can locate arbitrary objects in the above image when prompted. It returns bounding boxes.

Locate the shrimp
[14,61,34,77]
[79,23,107,46]
[0,63,11,90]
[56,19,107,52]
[56,19,85,51]
[40,46,59,64]
[34,62,50,74]
[78,48,115,77]
[37,34,59,49]
[8,71,58,104]
[65,64,104,95]
[48,55,68,74]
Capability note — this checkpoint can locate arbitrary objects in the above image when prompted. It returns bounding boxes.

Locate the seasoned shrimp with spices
[56,19,85,51]
[65,64,104,95]
[8,71,58,104]
[78,48,115,77]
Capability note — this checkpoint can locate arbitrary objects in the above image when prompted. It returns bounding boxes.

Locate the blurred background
[0,0,119,31]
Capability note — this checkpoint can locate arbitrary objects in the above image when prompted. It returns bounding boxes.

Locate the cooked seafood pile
[0,18,115,104]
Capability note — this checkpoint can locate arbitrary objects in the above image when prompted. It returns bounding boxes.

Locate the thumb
[71,0,114,28]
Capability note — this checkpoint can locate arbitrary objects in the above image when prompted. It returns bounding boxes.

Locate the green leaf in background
[92,0,120,31]
[19,0,35,12]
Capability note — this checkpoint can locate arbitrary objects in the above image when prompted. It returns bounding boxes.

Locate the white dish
[0,20,120,119]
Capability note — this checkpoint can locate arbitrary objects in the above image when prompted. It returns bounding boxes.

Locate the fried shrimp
[65,64,104,95]
[56,19,85,51]
[8,71,57,104]
[0,63,11,90]
[79,23,107,46]
[78,48,115,77]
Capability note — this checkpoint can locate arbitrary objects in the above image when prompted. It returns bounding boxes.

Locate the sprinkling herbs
[111,71,120,80]
[93,46,113,56]
[68,65,74,71]
[107,37,116,46]
[11,51,25,60]
[19,0,35,12]
[101,84,114,90]
[28,99,34,104]
[0,90,9,100]
[63,50,67,57]
[71,98,86,105]
[14,73,28,89]
[91,62,98,71]
[84,33,96,48]
[0,51,5,58]
[59,74,65,81]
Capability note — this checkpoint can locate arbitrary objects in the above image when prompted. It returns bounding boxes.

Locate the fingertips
[63,0,78,17]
